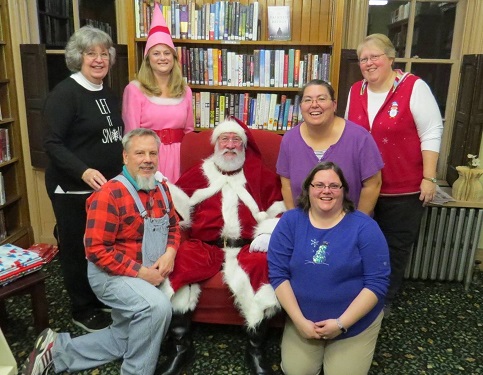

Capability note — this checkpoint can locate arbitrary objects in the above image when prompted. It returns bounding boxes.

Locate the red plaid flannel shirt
[84,178,180,277]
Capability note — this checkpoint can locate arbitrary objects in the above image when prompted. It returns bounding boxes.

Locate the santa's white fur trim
[159,277,175,300]
[266,201,287,218]
[211,119,247,145]
[170,284,202,314]
[253,217,280,238]
[167,182,192,228]
[222,247,280,328]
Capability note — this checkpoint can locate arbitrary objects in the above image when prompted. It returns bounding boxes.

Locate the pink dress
[122,81,194,182]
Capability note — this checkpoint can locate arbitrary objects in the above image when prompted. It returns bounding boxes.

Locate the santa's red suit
[161,125,286,328]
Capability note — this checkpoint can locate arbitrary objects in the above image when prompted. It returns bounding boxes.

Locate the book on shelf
[267,6,291,41]
[180,4,189,39]
[267,93,278,131]
[277,95,287,131]
[0,128,10,164]
[0,210,6,241]
[0,171,5,205]
[282,98,292,130]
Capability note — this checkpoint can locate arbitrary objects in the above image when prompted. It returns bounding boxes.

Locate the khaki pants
[281,312,383,375]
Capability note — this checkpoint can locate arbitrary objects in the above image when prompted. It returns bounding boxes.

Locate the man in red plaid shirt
[21,128,181,375]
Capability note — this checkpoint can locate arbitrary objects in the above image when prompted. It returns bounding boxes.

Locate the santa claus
[157,118,286,375]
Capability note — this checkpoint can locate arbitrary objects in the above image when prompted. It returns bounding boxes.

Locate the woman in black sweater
[43,25,124,332]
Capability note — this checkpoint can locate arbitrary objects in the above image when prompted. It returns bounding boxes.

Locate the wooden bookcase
[126,0,345,132]
[0,0,33,248]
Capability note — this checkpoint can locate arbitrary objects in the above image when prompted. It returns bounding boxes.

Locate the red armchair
[178,129,282,325]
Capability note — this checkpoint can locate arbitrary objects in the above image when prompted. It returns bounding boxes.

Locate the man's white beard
[213,144,246,172]
[136,174,156,190]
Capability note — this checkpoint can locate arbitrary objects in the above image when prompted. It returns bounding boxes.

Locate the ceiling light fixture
[369,0,388,5]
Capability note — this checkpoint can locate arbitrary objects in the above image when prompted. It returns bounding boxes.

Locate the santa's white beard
[136,174,156,190]
[213,144,246,172]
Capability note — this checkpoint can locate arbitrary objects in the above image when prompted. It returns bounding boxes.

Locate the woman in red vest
[345,33,443,316]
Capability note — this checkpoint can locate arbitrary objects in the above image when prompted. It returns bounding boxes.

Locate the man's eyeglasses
[358,53,386,64]
[310,183,343,191]
[84,51,110,60]
[301,96,332,106]
[218,136,243,146]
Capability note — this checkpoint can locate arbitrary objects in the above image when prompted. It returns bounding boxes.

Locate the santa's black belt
[206,238,252,248]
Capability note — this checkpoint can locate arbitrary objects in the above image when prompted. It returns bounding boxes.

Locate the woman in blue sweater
[268,162,390,375]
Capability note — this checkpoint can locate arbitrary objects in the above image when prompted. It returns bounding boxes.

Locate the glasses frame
[358,53,386,65]
[300,96,333,106]
[218,136,243,146]
[310,183,343,192]
[84,51,110,60]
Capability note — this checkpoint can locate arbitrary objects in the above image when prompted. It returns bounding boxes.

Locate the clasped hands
[296,317,342,341]
[138,249,176,286]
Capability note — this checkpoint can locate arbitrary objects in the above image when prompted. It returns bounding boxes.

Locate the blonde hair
[357,33,396,60]
[137,46,186,98]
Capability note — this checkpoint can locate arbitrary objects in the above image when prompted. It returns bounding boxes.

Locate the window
[367,0,458,117]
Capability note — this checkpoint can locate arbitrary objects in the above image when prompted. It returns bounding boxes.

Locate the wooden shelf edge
[0,226,31,246]
[0,118,14,125]
[134,38,333,47]
[0,157,19,168]
[190,85,301,92]
[0,193,21,210]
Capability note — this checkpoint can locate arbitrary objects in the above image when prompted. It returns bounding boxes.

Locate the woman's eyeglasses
[84,51,110,60]
[310,183,343,191]
[358,53,386,64]
[301,96,331,106]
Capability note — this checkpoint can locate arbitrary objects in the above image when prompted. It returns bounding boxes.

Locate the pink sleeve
[184,86,195,134]
[122,82,143,132]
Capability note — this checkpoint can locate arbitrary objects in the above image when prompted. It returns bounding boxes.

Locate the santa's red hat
[210,117,261,160]
[144,4,175,56]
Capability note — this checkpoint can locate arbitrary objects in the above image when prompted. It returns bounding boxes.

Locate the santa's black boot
[156,312,195,375]
[245,319,274,375]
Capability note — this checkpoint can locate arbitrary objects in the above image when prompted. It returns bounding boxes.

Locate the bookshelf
[126,0,345,132]
[37,0,117,50]
[0,0,33,248]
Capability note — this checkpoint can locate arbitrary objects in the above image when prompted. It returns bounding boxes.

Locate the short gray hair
[122,129,161,151]
[65,25,116,72]
[357,33,396,60]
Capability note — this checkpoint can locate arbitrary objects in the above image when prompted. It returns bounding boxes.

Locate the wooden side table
[0,271,49,334]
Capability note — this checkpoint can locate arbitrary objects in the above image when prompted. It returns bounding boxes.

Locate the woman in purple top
[276,80,383,215]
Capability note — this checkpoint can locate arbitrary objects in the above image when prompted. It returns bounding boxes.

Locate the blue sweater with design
[268,209,390,338]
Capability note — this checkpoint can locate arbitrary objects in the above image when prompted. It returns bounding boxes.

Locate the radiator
[404,205,483,289]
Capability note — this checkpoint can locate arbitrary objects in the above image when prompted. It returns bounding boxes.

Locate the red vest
[348,72,422,194]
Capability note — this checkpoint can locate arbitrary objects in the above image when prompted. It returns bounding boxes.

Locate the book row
[0,128,10,164]
[136,0,260,41]
[39,14,72,47]
[193,91,301,132]
[83,18,113,38]
[38,0,70,17]
[178,47,331,88]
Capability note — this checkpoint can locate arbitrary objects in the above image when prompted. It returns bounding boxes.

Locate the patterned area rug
[2,258,482,374]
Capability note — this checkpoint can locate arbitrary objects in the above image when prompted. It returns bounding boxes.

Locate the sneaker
[72,309,112,333]
[20,328,57,375]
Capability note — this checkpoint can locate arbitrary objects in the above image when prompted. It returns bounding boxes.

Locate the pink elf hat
[144,4,175,56]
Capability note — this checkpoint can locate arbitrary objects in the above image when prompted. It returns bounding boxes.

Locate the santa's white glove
[249,233,271,253]
[155,171,168,182]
